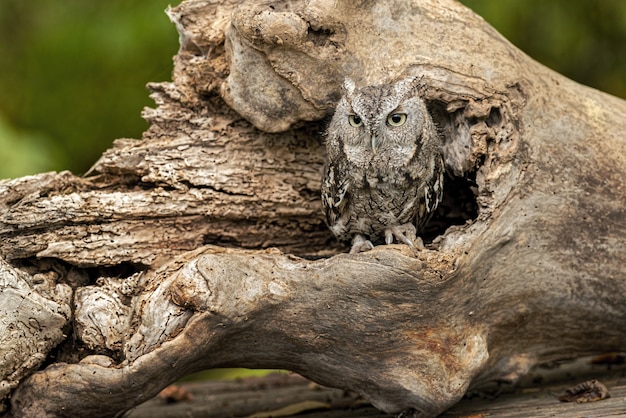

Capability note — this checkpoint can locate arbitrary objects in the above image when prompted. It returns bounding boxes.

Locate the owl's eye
[387,113,407,127]
[348,115,363,127]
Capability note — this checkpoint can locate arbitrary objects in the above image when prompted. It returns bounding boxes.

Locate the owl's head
[328,77,435,158]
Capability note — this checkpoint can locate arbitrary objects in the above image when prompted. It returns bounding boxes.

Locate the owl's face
[327,77,431,165]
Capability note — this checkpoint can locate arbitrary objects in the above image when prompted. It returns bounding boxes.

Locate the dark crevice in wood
[84,262,148,282]
[423,172,478,243]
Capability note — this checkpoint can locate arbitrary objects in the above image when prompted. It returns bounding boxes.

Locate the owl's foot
[349,234,375,254]
[385,223,425,250]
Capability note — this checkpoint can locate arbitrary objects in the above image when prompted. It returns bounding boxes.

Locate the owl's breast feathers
[322,154,444,243]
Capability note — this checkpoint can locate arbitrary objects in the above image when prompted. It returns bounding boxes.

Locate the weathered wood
[1,0,625,417]
[0,259,71,405]
[0,115,332,266]
[7,245,626,417]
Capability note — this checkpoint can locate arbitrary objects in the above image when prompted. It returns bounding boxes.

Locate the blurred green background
[0,0,178,179]
[0,0,624,179]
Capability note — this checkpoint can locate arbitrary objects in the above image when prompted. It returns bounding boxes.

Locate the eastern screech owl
[322,77,444,253]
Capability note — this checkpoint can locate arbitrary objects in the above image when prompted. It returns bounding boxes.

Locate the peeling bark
[1,0,625,417]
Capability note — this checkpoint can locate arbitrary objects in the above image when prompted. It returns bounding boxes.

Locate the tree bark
[1,0,625,417]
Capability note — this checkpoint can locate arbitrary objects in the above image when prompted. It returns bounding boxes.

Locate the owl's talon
[384,229,394,245]
[385,223,418,247]
[350,235,374,253]
[413,236,425,251]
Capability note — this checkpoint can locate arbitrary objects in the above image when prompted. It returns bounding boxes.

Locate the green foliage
[460,0,626,100]
[0,113,61,178]
[0,1,624,179]
[0,0,178,178]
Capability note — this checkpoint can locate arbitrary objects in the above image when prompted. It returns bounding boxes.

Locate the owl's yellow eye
[348,115,363,127]
[387,113,407,127]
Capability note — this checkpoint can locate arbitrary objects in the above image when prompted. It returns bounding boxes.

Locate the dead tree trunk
[2,0,625,417]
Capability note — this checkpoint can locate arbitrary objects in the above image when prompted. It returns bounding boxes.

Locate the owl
[322,77,444,253]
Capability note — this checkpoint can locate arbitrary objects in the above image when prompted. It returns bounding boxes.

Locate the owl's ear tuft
[395,76,426,99]
[342,78,357,96]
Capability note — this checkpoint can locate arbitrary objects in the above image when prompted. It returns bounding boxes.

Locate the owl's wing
[321,162,350,227]
[414,155,445,231]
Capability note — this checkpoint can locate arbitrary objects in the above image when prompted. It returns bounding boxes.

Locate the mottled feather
[322,77,444,253]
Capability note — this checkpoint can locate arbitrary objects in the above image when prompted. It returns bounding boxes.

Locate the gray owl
[322,77,444,253]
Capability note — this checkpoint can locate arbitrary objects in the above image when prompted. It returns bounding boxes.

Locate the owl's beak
[371,136,380,153]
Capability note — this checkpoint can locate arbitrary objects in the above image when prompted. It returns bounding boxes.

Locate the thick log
[1,0,625,417]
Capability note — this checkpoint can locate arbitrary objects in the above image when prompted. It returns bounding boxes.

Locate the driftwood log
[1,0,625,417]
